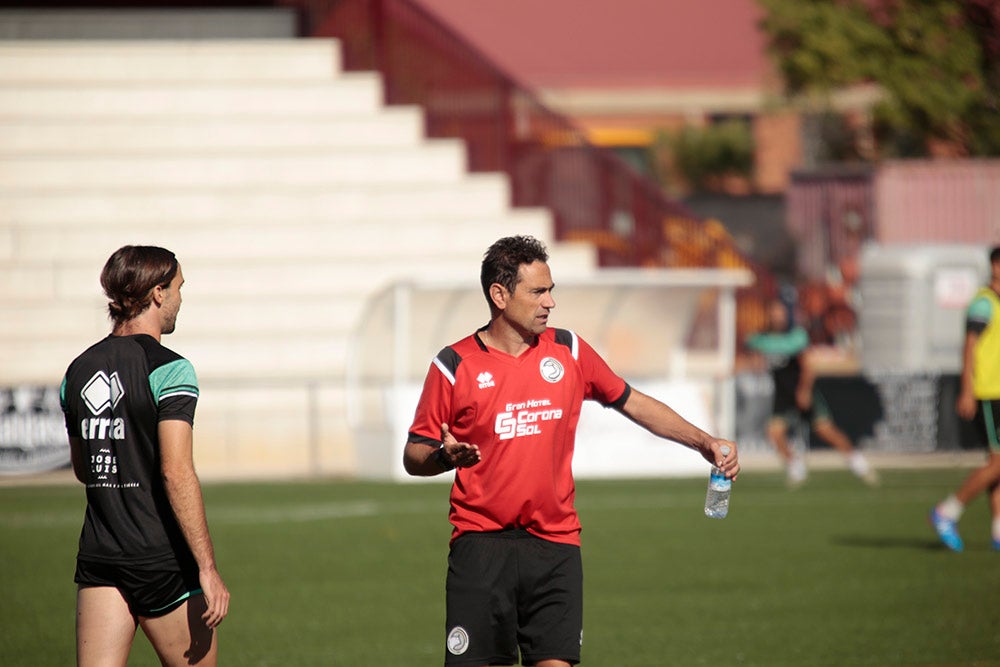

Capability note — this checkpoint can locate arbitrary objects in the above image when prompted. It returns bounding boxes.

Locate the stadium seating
[0,39,596,477]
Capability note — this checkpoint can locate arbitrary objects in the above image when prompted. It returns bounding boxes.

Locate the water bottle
[704,445,732,519]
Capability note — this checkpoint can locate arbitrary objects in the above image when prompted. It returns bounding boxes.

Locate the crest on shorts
[539,357,564,383]
[446,626,469,655]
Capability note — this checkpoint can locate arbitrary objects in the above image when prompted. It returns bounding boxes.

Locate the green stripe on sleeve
[149,358,199,403]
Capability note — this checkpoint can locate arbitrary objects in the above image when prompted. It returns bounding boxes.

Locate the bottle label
[710,471,731,492]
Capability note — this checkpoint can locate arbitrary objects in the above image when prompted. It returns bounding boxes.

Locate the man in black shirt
[61,246,229,666]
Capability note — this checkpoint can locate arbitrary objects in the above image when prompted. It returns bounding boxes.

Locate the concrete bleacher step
[3,296,370,341]
[0,77,383,118]
[0,9,299,41]
[0,112,425,154]
[0,36,600,477]
[0,39,338,82]
[4,210,554,264]
[2,249,517,302]
[0,336,353,385]
[0,144,468,189]
[0,236,593,308]
[0,177,513,225]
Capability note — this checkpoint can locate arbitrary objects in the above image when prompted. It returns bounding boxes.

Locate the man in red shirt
[404,235,740,667]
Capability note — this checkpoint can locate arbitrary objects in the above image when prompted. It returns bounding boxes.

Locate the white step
[0,301,108,341]
[5,210,553,263]
[0,145,468,189]
[0,9,298,41]
[0,111,424,154]
[0,39,339,82]
[0,236,582,306]
[0,296,369,341]
[0,336,352,384]
[0,77,383,117]
[1,255,483,302]
[0,177,512,225]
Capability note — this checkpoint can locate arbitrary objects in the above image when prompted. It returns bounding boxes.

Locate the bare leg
[769,418,807,487]
[77,586,137,667]
[536,661,572,667]
[767,418,794,463]
[814,419,879,485]
[811,419,854,456]
[990,479,1000,518]
[954,451,1000,506]
[140,593,218,667]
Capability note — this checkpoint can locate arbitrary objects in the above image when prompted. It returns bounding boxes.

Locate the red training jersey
[408,327,629,546]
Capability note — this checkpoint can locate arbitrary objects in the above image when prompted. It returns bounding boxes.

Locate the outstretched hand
[705,439,740,480]
[441,423,482,468]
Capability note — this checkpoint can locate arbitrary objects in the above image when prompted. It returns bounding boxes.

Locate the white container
[859,243,987,373]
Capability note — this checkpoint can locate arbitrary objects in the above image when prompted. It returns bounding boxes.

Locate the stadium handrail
[277,0,775,335]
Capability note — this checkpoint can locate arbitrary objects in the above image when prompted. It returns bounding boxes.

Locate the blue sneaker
[929,509,964,552]
[992,538,1000,552]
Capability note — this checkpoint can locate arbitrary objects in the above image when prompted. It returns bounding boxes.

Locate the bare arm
[68,436,87,484]
[619,388,740,478]
[956,331,979,420]
[159,419,230,628]
[403,424,481,476]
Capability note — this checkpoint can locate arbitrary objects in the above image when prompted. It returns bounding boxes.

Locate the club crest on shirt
[447,626,469,655]
[539,357,564,383]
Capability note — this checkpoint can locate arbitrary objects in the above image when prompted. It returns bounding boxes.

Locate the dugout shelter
[346,267,753,480]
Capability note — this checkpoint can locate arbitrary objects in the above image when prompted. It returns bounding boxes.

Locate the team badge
[539,357,564,383]
[447,626,470,655]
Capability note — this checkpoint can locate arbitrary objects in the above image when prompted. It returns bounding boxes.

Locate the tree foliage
[658,120,755,192]
[758,0,1000,156]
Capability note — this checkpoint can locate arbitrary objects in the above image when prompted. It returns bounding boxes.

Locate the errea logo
[80,371,126,441]
[82,371,125,415]
[477,371,495,389]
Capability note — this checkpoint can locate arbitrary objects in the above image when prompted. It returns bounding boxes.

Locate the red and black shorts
[444,529,583,666]
[75,559,202,618]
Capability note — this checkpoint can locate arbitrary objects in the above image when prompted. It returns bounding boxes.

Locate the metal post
[718,285,737,441]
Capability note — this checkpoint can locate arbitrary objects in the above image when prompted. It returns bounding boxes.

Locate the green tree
[758,0,1000,156]
[658,120,755,192]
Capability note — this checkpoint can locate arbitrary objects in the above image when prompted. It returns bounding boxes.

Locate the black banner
[735,372,986,453]
[0,385,70,475]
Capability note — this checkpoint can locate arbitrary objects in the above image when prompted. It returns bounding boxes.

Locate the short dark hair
[990,246,1000,265]
[480,236,549,308]
[100,245,178,326]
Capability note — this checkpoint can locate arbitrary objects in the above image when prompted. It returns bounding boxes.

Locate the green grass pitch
[2,467,1000,666]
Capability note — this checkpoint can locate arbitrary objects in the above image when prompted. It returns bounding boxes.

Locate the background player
[745,297,879,488]
[403,235,739,667]
[930,245,1000,552]
[60,245,229,666]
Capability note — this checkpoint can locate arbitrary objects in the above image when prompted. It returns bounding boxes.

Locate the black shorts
[444,529,583,666]
[979,399,1000,452]
[75,559,202,618]
[771,388,832,427]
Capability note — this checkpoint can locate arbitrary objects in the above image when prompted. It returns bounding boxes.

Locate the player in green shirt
[746,298,878,488]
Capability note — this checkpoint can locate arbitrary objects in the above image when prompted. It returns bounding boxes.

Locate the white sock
[849,452,870,476]
[937,495,965,522]
[992,517,1000,543]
